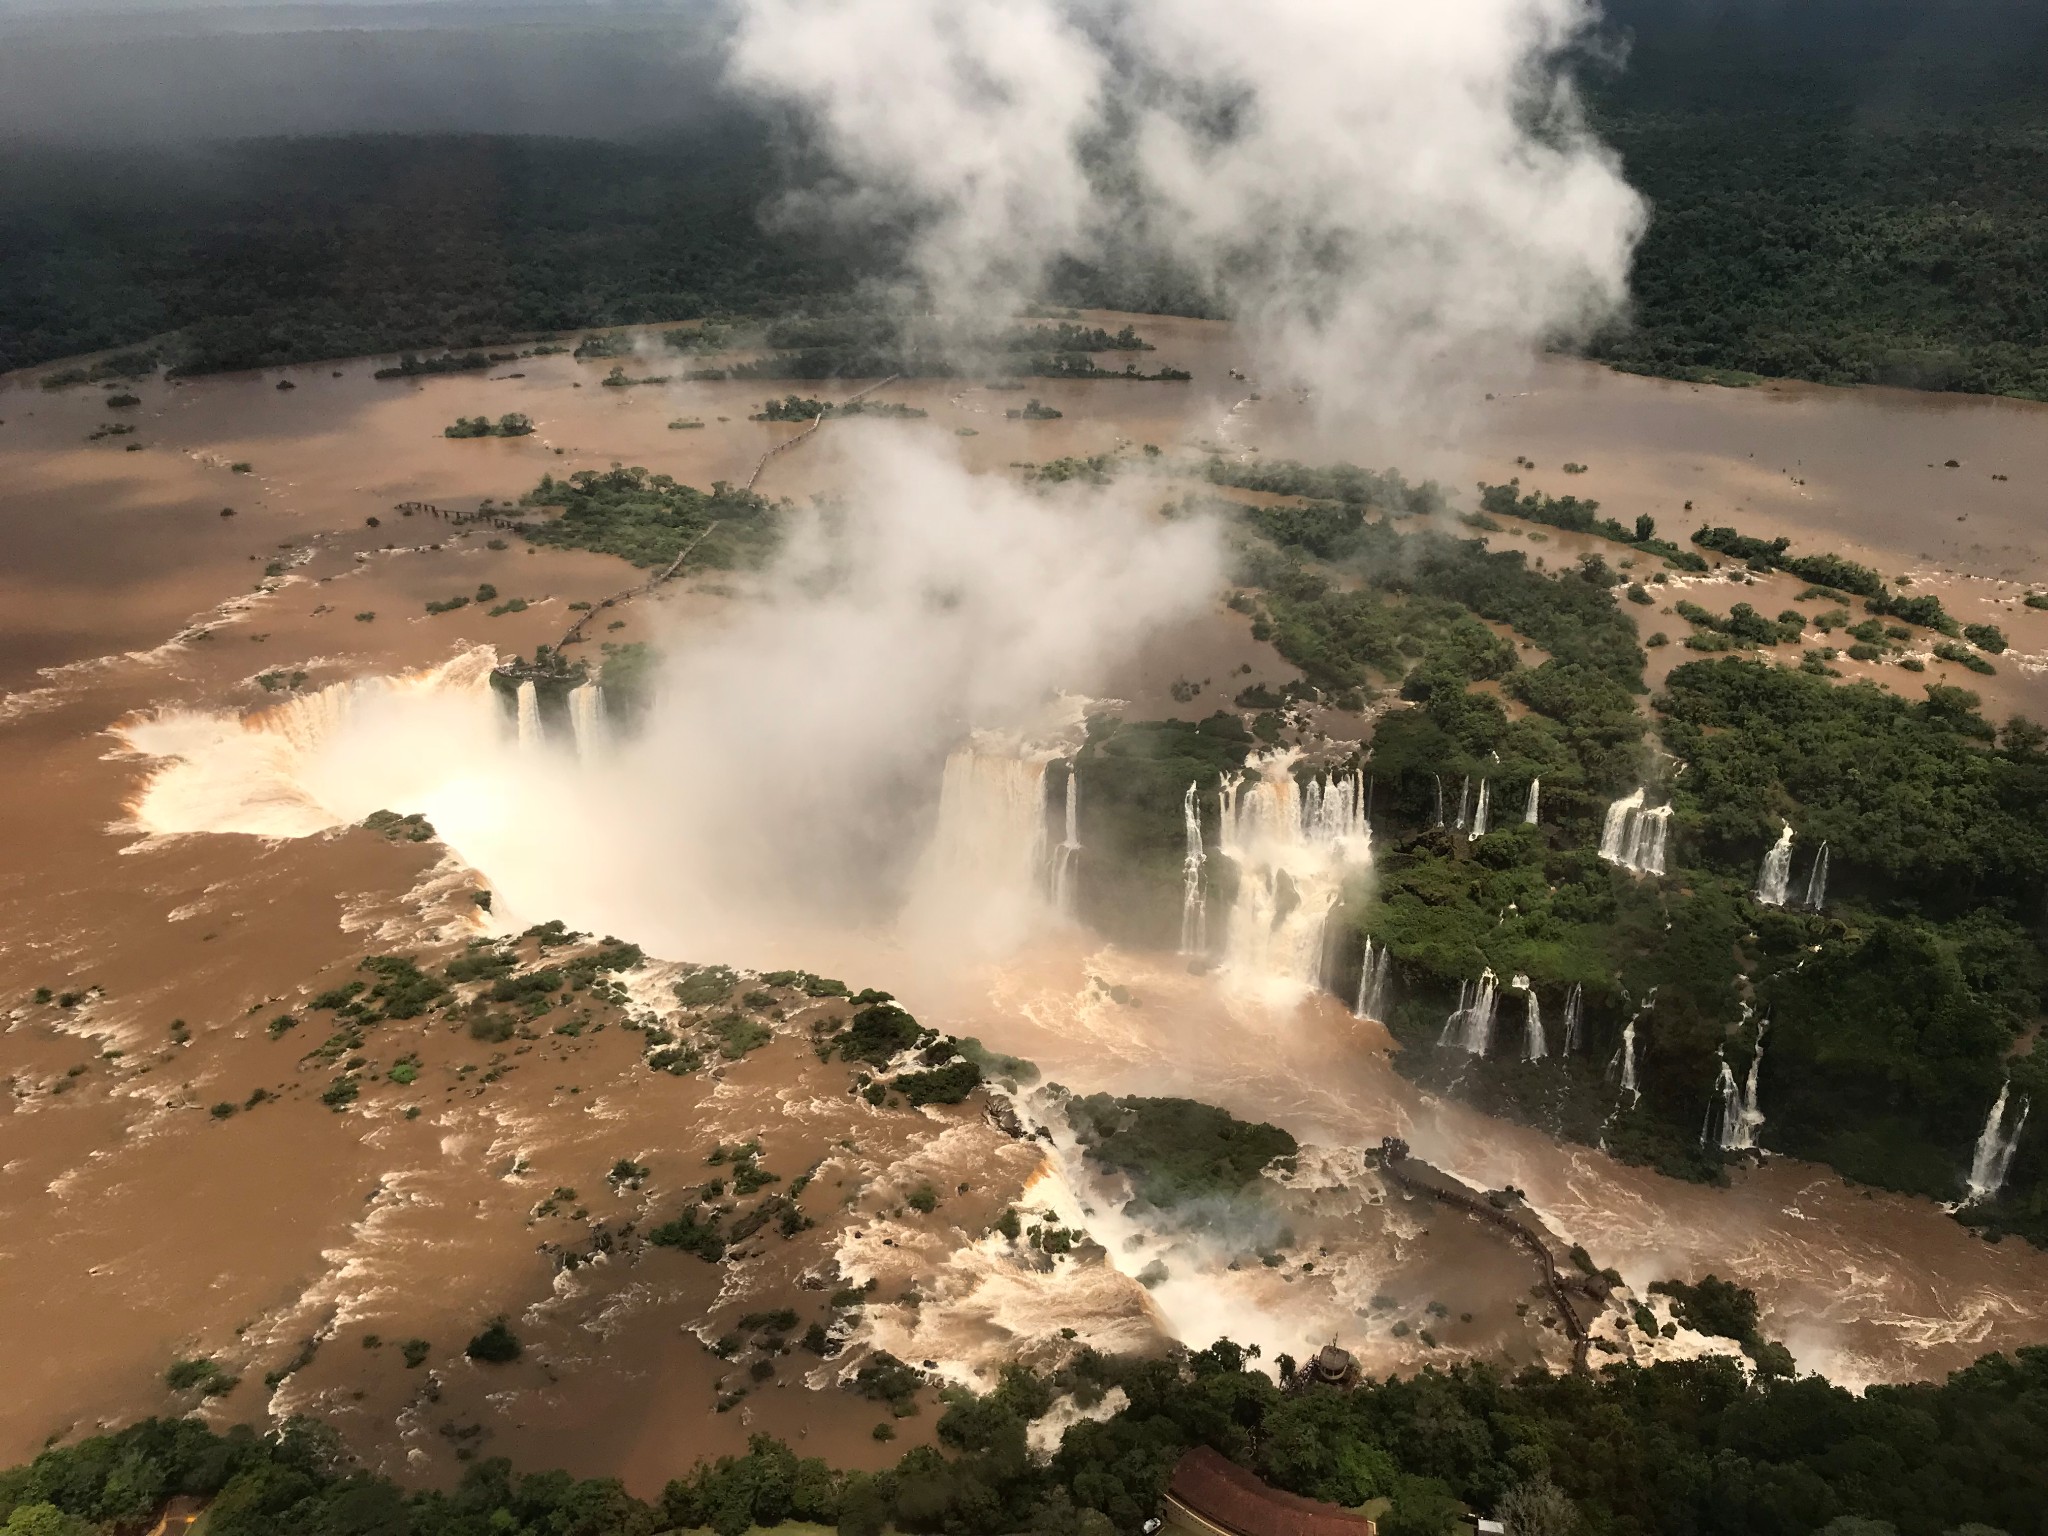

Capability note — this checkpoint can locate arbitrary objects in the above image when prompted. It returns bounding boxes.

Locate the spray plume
[728,0,1645,425]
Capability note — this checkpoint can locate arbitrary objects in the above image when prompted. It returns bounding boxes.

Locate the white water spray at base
[1965,1082,2031,1205]
[1217,755,1371,996]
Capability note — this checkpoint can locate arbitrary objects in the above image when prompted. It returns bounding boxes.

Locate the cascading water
[1608,995,1652,1103]
[1560,983,1584,1054]
[1755,822,1796,906]
[1523,777,1540,825]
[1598,788,1641,862]
[567,683,605,760]
[1965,1082,2031,1205]
[1217,755,1372,994]
[1721,1013,1767,1152]
[1471,778,1492,839]
[1631,805,1672,875]
[1439,969,1499,1055]
[1703,1056,1742,1149]
[1511,972,1545,1060]
[514,681,541,751]
[1354,936,1390,1022]
[902,739,1059,953]
[1049,764,1082,918]
[1598,789,1671,876]
[1177,781,1207,955]
[1454,775,1471,832]
[1432,775,1445,827]
[1802,841,1831,911]
[1617,1018,1639,1098]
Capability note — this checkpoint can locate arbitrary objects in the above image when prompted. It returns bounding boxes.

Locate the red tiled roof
[1167,1447,1378,1536]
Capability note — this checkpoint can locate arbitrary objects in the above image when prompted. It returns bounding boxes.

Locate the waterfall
[1049,764,1081,917]
[1725,1018,1767,1152]
[567,683,604,760]
[1440,970,1500,1055]
[1471,778,1492,839]
[1965,1082,2031,1204]
[1802,841,1831,910]
[1561,983,1584,1054]
[1177,781,1207,955]
[1598,788,1641,861]
[1631,805,1673,875]
[1703,1056,1742,1148]
[514,681,540,751]
[1511,973,1545,1060]
[1433,775,1445,827]
[1454,775,1471,832]
[1598,789,1672,876]
[1438,980,1470,1046]
[1608,996,1650,1102]
[1755,822,1796,906]
[1217,755,1372,993]
[1523,777,1540,826]
[1354,937,1390,1022]
[903,740,1057,951]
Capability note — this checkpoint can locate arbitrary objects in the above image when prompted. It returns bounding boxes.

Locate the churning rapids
[114,649,2048,1389]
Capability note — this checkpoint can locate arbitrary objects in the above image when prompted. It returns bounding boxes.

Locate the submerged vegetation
[443,412,533,439]
[518,466,778,571]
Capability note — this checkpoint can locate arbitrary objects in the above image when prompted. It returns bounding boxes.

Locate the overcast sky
[0,2,737,141]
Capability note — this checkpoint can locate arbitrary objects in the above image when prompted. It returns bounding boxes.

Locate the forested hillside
[5,0,2048,392]
[6,1337,2044,1536]
[1586,0,2048,398]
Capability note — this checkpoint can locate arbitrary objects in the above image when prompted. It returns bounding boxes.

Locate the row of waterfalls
[498,674,610,761]
[1434,974,1587,1063]
[675,715,2016,1198]
[921,744,1368,984]
[1596,791,1832,912]
[1434,774,1540,835]
[1754,823,1829,910]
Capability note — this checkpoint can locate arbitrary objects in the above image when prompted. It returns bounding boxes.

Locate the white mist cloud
[728,0,1645,422]
[122,431,1222,967]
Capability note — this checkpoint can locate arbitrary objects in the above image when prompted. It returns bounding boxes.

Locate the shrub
[465,1317,522,1363]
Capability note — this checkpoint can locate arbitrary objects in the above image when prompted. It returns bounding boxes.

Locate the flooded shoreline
[6,316,2048,1479]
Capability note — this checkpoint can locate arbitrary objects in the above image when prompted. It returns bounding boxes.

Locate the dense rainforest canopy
[6,0,2048,394]
[7,1337,2043,1536]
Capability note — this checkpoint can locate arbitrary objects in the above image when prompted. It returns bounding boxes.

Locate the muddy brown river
[3,315,2048,1482]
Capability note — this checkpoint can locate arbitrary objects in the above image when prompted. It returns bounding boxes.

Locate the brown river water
[3,316,2048,1483]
